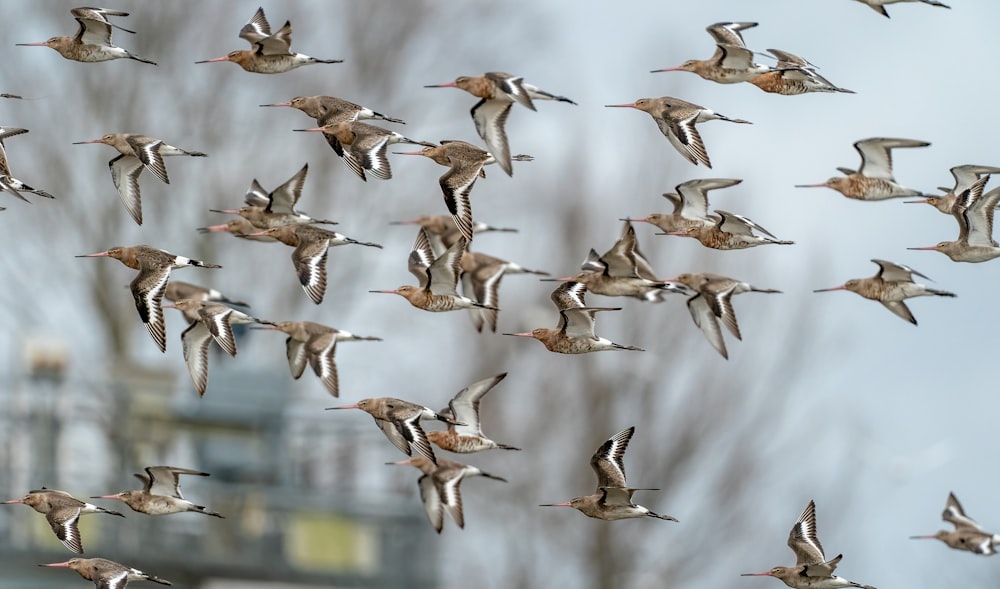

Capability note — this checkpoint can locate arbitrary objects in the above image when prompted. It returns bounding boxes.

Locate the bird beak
[259,102,292,107]
[538,276,575,282]
[326,404,360,410]
[90,494,121,499]
[16,42,50,47]
[195,56,230,63]
[250,325,282,331]
[424,82,458,88]
[392,151,425,156]
[502,332,534,337]
[538,502,572,507]
[293,127,326,133]
[619,217,648,223]
[161,304,177,310]
[909,534,937,539]
[907,246,937,251]
[388,219,419,225]
[368,289,400,295]
[197,224,230,232]
[740,572,773,577]
[75,251,109,258]
[812,286,846,292]
[794,183,827,188]
[904,198,932,204]
[72,138,105,145]
[245,230,269,237]
[649,65,684,73]
[39,561,73,567]
[209,208,241,214]
[2,498,24,504]
[665,230,688,236]
[604,103,638,109]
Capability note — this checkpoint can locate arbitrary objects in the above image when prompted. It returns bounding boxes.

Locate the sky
[1,1,998,587]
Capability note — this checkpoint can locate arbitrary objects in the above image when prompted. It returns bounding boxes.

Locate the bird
[164,281,249,322]
[908,175,1000,262]
[293,121,434,181]
[91,466,223,518]
[209,163,338,229]
[370,228,492,313]
[163,299,275,396]
[3,488,124,553]
[625,177,742,234]
[741,500,876,589]
[606,97,751,168]
[910,492,1000,555]
[667,209,794,249]
[504,281,644,354]
[253,320,382,397]
[651,21,770,83]
[425,72,575,175]
[0,126,55,204]
[16,7,156,65]
[389,214,518,255]
[795,137,929,201]
[813,259,955,325]
[198,217,278,241]
[40,557,171,588]
[668,272,782,359]
[426,373,520,453]
[853,0,950,18]
[387,456,506,533]
[906,164,1000,215]
[261,95,405,127]
[460,250,548,332]
[395,140,533,241]
[546,220,686,302]
[748,49,855,95]
[73,133,207,225]
[76,245,221,352]
[249,224,382,304]
[195,6,342,73]
[540,426,677,522]
[327,397,463,464]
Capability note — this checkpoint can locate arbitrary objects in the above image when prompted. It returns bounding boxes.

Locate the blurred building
[0,343,437,588]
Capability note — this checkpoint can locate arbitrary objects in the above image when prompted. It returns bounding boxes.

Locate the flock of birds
[0,1,993,588]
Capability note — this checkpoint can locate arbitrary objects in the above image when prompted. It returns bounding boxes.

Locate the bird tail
[100,507,126,517]
[648,510,679,522]
[193,504,225,518]
[751,287,783,294]
[129,54,157,66]
[612,343,645,352]
[497,443,522,451]
[312,58,344,64]
[928,288,957,297]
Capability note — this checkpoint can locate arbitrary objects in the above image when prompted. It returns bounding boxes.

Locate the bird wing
[706,21,757,47]
[677,178,741,219]
[855,137,929,181]
[426,237,465,296]
[131,265,171,353]
[74,15,113,46]
[46,506,84,554]
[703,283,742,340]
[661,109,710,168]
[146,466,207,499]
[465,262,503,332]
[180,320,213,396]
[439,158,485,243]
[448,373,507,438]
[880,301,916,325]
[239,6,272,45]
[243,178,270,208]
[417,474,444,533]
[871,259,925,283]
[804,554,842,578]
[395,415,437,464]
[292,239,330,305]
[788,500,826,566]
[306,332,339,397]
[471,99,514,176]
[124,136,170,184]
[687,294,727,359]
[717,43,758,70]
[435,469,466,529]
[0,127,27,177]
[255,20,294,56]
[96,571,130,589]
[590,426,635,490]
[350,131,394,180]
[267,163,308,214]
[715,209,776,238]
[285,336,308,379]
[485,72,536,110]
[407,228,436,288]
[600,221,642,278]
[943,492,984,531]
[108,154,145,225]
[964,180,999,247]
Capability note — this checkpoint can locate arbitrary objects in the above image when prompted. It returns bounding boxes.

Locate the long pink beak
[650,65,684,73]
[909,534,936,539]
[209,208,240,214]
[604,103,638,109]
[195,56,230,64]
[393,150,425,156]
[904,198,932,204]
[2,498,24,504]
[740,571,773,577]
[813,286,846,292]
[794,183,827,188]
[620,217,649,223]
[246,230,269,237]
[539,276,574,282]
[293,127,326,133]
[15,42,49,47]
[326,404,360,410]
[72,138,105,145]
[75,251,109,258]
[666,230,687,236]
[368,289,400,295]
[91,494,122,499]
[502,332,533,337]
[40,561,74,567]
[260,102,292,107]
[198,223,229,232]
[907,246,938,251]
[424,82,457,88]
[539,501,572,507]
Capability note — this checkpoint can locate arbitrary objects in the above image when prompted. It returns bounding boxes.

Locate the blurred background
[0,0,997,587]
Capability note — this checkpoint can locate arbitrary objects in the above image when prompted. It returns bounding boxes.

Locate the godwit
[73,133,207,225]
[209,163,338,229]
[748,49,855,95]
[905,164,1000,214]
[625,178,741,234]
[294,121,434,181]
[261,95,404,126]
[547,221,686,302]
[853,0,950,18]
[461,250,548,332]
[541,426,677,522]
[199,218,277,241]
[17,7,156,65]
[370,228,491,313]
[669,272,781,359]
[668,209,794,249]
[504,281,644,354]
[795,137,929,201]
[427,373,520,453]
[254,320,381,397]
[327,397,463,464]
[396,141,533,241]
[3,488,124,553]
[164,281,249,322]
[652,22,770,83]
[911,492,1000,555]
[388,456,506,533]
[813,259,955,325]
[92,466,222,518]
[606,97,750,168]
[908,175,1000,262]
[249,224,382,304]
[390,214,517,254]
[40,557,170,587]
[195,7,341,73]
[164,299,275,397]
[741,500,876,589]
[0,127,55,203]
[76,245,221,353]
[425,72,575,176]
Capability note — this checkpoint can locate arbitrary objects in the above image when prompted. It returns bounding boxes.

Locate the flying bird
[388,456,506,533]
[853,0,950,18]
[3,488,124,554]
[626,178,742,235]
[910,492,1000,555]
[92,466,223,518]
[427,373,520,453]
[795,137,929,201]
[908,175,1000,262]
[17,7,156,65]
[0,126,55,204]
[40,557,171,588]
[651,21,770,83]
[294,121,434,181]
